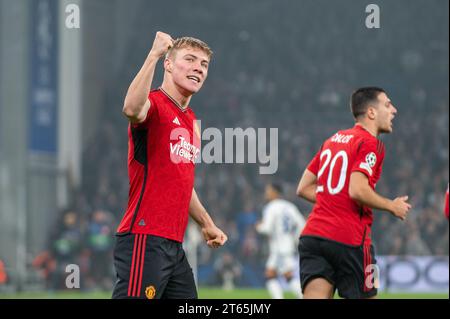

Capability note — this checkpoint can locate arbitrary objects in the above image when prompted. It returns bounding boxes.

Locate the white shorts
[266,252,297,274]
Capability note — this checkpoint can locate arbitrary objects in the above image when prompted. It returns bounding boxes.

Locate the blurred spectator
[213,251,243,290]
[404,223,432,255]
[51,211,83,263]
[241,228,260,263]
[0,259,8,286]
[236,201,259,245]
[32,251,56,289]
[38,210,85,290]
[85,210,114,290]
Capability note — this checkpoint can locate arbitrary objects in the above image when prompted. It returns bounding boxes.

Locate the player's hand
[201,225,228,249]
[390,196,412,220]
[149,31,174,59]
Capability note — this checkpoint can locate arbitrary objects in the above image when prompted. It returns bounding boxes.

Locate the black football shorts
[112,233,197,299]
[298,236,378,299]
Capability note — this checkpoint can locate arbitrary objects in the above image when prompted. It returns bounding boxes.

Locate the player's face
[374,92,397,134]
[264,185,276,201]
[166,47,209,95]
[264,186,271,201]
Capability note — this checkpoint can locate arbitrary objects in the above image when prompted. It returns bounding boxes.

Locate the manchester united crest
[145,285,156,299]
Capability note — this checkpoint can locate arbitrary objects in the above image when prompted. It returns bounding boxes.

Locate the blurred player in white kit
[256,183,306,299]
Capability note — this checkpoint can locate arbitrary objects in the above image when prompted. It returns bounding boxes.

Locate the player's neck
[355,122,378,137]
[160,82,191,110]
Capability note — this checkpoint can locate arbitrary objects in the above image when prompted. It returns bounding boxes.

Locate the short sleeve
[306,146,322,175]
[351,139,384,179]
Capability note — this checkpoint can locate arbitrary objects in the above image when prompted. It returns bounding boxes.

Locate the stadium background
[0,0,448,298]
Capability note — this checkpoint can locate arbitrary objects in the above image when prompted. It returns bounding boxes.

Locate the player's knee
[283,271,294,281]
[265,269,277,279]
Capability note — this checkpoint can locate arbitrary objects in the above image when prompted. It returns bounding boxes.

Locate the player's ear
[164,58,173,73]
[367,106,376,120]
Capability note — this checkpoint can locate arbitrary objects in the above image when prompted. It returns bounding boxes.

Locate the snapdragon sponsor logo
[169,120,278,175]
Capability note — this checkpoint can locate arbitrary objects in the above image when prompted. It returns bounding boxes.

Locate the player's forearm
[189,188,215,228]
[296,170,317,203]
[349,181,393,213]
[122,53,159,119]
[297,185,317,203]
[255,222,269,235]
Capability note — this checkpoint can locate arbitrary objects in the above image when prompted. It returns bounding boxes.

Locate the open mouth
[187,76,200,83]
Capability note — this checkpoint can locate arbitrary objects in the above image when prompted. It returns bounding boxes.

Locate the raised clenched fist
[150,31,174,58]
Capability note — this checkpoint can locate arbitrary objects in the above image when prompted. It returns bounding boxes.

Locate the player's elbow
[349,182,364,202]
[122,102,139,119]
[297,170,317,199]
[296,185,304,198]
[296,183,309,199]
[123,101,147,123]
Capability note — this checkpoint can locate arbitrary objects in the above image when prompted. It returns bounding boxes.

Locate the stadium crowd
[35,1,448,289]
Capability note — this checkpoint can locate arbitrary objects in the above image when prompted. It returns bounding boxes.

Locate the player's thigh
[112,233,138,299]
[162,249,197,299]
[265,252,278,275]
[335,244,378,299]
[265,267,277,279]
[303,277,334,299]
[298,237,336,296]
[112,234,173,299]
[279,254,296,279]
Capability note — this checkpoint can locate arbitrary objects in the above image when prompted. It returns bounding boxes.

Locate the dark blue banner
[29,0,58,154]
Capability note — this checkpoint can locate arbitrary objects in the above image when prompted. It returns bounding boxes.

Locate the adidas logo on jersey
[173,117,181,125]
[138,219,146,226]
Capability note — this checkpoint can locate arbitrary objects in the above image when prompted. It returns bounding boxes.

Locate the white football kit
[256,199,306,273]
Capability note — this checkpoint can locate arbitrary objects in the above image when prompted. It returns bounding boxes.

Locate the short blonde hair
[167,37,213,60]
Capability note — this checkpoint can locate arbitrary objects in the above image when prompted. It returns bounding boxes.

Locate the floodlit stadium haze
[0,0,448,299]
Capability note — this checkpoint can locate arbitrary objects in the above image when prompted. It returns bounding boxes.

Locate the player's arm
[189,188,228,248]
[296,169,318,203]
[122,31,173,124]
[349,172,411,220]
[255,208,273,235]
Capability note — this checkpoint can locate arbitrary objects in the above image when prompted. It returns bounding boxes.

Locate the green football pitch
[0,288,448,299]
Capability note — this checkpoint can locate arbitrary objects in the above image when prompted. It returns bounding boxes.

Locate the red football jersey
[117,88,200,242]
[445,185,449,220]
[301,125,385,246]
